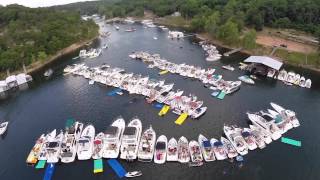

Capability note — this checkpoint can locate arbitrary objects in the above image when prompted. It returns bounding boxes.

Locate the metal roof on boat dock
[244,56,283,70]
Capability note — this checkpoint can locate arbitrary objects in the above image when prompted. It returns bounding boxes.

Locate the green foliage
[243,29,257,49]
[217,20,240,45]
[0,5,98,72]
[205,11,220,35]
[190,15,206,32]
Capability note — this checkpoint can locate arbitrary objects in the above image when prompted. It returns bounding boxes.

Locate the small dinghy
[92,132,104,159]
[154,135,167,164]
[211,138,227,160]
[102,117,125,158]
[189,140,203,163]
[77,125,95,160]
[220,137,238,158]
[125,171,142,178]
[177,136,190,163]
[44,69,53,78]
[188,161,204,167]
[138,126,156,162]
[222,65,235,71]
[191,107,207,119]
[198,134,215,162]
[0,121,9,135]
[305,79,312,88]
[166,138,178,162]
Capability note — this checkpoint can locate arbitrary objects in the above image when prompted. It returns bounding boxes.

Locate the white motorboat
[177,136,190,163]
[77,125,95,160]
[102,117,125,158]
[189,140,203,163]
[125,171,142,178]
[220,137,238,158]
[38,129,57,161]
[26,134,46,165]
[238,75,255,85]
[60,122,82,163]
[305,79,312,88]
[47,130,64,163]
[210,138,227,160]
[244,128,266,149]
[154,135,167,164]
[224,126,248,156]
[0,122,8,135]
[270,102,300,127]
[120,118,142,161]
[166,138,178,162]
[264,109,292,133]
[222,65,235,71]
[44,69,53,78]
[277,69,287,81]
[286,72,295,84]
[138,126,156,162]
[299,77,306,87]
[237,128,258,150]
[247,113,282,140]
[249,125,272,144]
[198,134,215,162]
[191,107,207,119]
[92,132,104,159]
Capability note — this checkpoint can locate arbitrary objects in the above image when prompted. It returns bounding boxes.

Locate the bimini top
[244,56,283,70]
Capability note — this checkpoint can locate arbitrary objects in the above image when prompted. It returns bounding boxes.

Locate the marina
[0,21,319,180]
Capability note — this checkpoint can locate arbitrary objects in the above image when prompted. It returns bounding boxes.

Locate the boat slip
[107,159,127,178]
[158,105,170,116]
[281,137,301,147]
[43,163,55,180]
[175,113,188,125]
[35,160,46,169]
[94,159,103,174]
[217,91,226,100]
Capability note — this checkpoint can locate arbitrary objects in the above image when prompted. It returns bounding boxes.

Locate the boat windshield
[156,142,166,150]
[105,126,119,138]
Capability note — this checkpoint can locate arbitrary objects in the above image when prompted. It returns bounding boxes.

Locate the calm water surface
[0,23,320,180]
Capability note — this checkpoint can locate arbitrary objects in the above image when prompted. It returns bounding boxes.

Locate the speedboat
[238,75,255,85]
[305,79,312,88]
[244,128,266,149]
[222,65,235,71]
[47,130,64,163]
[125,171,142,178]
[177,136,190,163]
[166,138,178,162]
[224,126,248,156]
[102,117,125,158]
[190,107,207,119]
[189,140,203,163]
[210,138,227,160]
[138,126,156,162]
[60,122,83,163]
[237,128,258,150]
[0,122,8,135]
[299,77,306,87]
[247,113,282,140]
[92,132,104,159]
[154,135,167,164]
[220,137,238,158]
[198,134,215,162]
[265,109,293,133]
[120,118,142,161]
[249,125,272,144]
[77,125,95,160]
[26,134,46,165]
[270,102,300,127]
[38,129,57,161]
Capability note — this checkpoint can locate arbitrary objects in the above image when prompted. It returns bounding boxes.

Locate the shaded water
[0,23,320,180]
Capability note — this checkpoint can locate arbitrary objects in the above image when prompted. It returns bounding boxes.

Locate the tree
[205,11,220,36]
[191,15,206,32]
[217,20,240,45]
[37,51,47,62]
[243,29,257,49]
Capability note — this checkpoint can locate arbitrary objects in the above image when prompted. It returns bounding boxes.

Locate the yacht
[138,126,156,162]
[154,135,167,164]
[102,117,125,158]
[223,126,248,156]
[77,125,95,160]
[198,134,215,162]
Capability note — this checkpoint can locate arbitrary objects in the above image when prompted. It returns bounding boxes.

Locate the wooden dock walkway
[223,48,243,56]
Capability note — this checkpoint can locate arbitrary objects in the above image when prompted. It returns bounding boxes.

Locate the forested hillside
[0,5,98,72]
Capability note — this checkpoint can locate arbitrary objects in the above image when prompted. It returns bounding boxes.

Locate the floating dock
[175,113,188,125]
[158,105,170,116]
[223,48,243,56]
[217,91,226,100]
[43,163,55,180]
[35,160,46,169]
[94,159,103,174]
[281,137,301,147]
[107,159,127,178]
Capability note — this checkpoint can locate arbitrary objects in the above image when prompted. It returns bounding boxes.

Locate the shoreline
[0,36,98,78]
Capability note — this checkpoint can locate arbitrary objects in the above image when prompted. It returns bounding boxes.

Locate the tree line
[0,5,98,72]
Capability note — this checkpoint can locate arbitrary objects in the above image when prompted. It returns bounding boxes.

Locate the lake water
[0,22,320,180]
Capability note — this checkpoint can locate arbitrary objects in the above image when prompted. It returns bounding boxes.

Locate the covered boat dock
[243,56,283,76]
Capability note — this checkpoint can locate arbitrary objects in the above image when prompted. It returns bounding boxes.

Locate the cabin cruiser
[244,127,266,149]
[220,137,238,158]
[47,130,64,163]
[102,117,125,158]
[77,125,95,160]
[198,134,215,162]
[236,128,258,150]
[223,126,248,156]
[270,102,300,127]
[138,126,156,162]
[189,140,203,163]
[38,129,57,161]
[210,138,227,160]
[167,138,178,161]
[178,136,190,163]
[154,135,168,164]
[60,122,83,163]
[120,118,142,161]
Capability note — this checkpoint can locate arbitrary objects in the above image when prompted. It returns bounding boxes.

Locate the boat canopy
[213,141,223,146]
[48,142,59,148]
[156,142,166,150]
[244,56,283,70]
[123,127,136,136]
[202,141,211,148]
[275,115,282,123]
[241,131,251,137]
